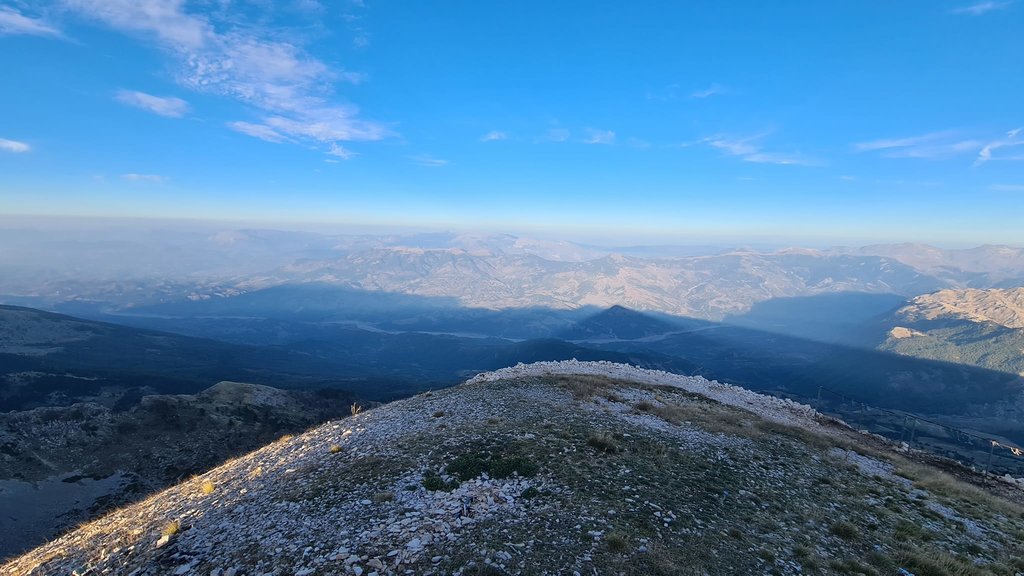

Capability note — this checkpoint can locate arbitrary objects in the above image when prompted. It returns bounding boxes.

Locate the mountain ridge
[6,361,1024,576]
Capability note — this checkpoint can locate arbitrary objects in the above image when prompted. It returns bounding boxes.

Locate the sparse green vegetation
[329,444,343,454]
[446,450,539,480]
[586,432,620,453]
[17,372,1024,576]
[421,473,459,492]
[604,532,629,552]
[200,479,215,495]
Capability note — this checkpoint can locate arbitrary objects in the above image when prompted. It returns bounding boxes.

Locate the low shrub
[587,432,620,454]
[830,521,859,541]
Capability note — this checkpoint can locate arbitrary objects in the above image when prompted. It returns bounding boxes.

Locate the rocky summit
[4,361,1024,576]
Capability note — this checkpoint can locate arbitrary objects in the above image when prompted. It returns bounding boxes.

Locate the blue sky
[1,0,1022,246]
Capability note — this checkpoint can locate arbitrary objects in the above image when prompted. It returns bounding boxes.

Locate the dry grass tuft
[829,521,858,540]
[895,547,987,576]
[161,519,180,536]
[587,432,620,454]
[200,480,215,495]
[371,491,395,503]
[895,459,1024,518]
[553,374,618,400]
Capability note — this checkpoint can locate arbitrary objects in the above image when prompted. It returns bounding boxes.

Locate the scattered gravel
[469,360,826,429]
[5,361,1023,576]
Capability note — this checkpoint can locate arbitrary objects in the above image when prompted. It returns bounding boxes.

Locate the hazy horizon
[2,1,1023,246]
[1,213,1021,251]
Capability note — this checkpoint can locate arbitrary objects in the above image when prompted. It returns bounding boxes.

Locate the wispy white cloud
[647,82,727,101]
[991,184,1024,192]
[327,143,357,160]
[227,121,286,142]
[691,83,726,99]
[116,89,189,117]
[743,152,817,165]
[121,173,166,182]
[0,138,31,153]
[854,128,1022,164]
[582,129,615,145]
[951,1,1013,15]
[626,137,650,149]
[66,0,387,154]
[410,154,447,167]
[974,128,1024,166]
[854,131,981,159]
[480,130,507,142]
[702,133,818,166]
[704,134,760,156]
[544,128,570,142]
[0,6,61,37]
[854,131,957,152]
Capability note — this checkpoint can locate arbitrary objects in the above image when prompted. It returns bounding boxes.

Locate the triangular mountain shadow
[558,305,709,341]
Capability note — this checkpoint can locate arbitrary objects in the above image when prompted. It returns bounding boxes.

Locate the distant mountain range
[2,226,1022,321]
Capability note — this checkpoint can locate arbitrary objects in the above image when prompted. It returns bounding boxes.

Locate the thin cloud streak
[410,154,447,167]
[0,138,31,153]
[227,121,287,142]
[854,131,958,152]
[691,83,726,98]
[0,7,62,37]
[121,173,166,182]
[702,133,819,166]
[854,131,978,159]
[116,90,190,117]
[951,1,1014,15]
[854,129,1023,164]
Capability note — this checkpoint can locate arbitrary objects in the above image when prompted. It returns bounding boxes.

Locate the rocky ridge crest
[5,361,1024,576]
